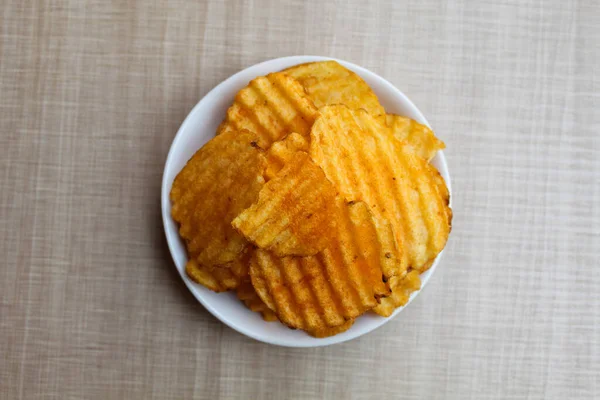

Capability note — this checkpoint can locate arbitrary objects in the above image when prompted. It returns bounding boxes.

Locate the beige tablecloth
[1,1,598,399]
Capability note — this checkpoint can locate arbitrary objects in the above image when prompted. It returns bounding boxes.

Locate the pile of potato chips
[170,61,452,337]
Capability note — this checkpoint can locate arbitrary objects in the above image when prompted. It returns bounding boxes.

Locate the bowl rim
[161,55,452,347]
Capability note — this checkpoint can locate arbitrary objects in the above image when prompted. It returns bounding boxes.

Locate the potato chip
[386,114,445,161]
[249,199,394,333]
[283,60,385,121]
[233,151,338,257]
[217,73,318,149]
[310,105,451,274]
[264,132,309,180]
[372,270,421,317]
[185,256,249,293]
[236,278,278,322]
[170,129,266,266]
[240,279,354,334]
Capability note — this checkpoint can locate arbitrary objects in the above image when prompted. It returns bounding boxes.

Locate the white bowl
[161,56,452,347]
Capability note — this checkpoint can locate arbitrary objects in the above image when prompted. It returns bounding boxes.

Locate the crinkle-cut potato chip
[386,114,445,161]
[283,60,385,122]
[170,129,267,266]
[249,199,395,333]
[264,132,309,180]
[217,72,318,149]
[233,151,338,257]
[372,270,422,317]
[185,256,249,293]
[236,278,278,322]
[310,105,451,274]
[306,319,354,338]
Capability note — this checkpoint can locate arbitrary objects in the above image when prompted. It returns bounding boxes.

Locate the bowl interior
[161,56,451,347]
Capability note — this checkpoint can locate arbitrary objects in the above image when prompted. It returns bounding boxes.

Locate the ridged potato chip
[372,270,421,317]
[217,73,318,149]
[249,199,396,333]
[284,60,385,121]
[386,114,445,161]
[170,129,266,266]
[185,256,249,293]
[264,132,309,180]
[233,151,338,257]
[310,105,451,274]
[240,284,355,335]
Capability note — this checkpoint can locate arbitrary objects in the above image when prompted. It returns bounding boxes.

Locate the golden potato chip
[310,105,451,274]
[306,319,354,338]
[236,278,278,322]
[217,73,318,149]
[386,114,445,161]
[283,60,385,121]
[264,132,309,180]
[185,256,249,293]
[233,151,338,257]
[249,199,395,333]
[170,129,266,266]
[372,270,421,317]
